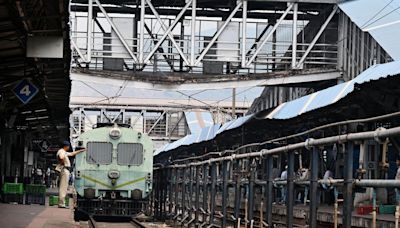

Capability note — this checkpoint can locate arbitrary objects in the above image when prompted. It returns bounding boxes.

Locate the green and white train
[73,124,153,219]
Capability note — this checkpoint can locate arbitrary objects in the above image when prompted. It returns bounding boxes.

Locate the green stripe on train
[81,174,146,190]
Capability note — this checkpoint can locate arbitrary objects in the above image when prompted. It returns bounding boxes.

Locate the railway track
[87,216,146,228]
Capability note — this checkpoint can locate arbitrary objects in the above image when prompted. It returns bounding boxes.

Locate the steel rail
[130,218,146,228]
[88,216,98,228]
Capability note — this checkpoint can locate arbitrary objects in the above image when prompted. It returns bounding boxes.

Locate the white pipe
[382,140,389,170]
[194,2,243,66]
[169,126,400,168]
[359,141,365,170]
[246,3,293,67]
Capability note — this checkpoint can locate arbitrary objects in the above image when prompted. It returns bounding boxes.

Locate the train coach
[73,124,153,220]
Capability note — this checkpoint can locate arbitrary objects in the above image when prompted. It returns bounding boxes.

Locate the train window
[86,142,113,165]
[117,143,144,165]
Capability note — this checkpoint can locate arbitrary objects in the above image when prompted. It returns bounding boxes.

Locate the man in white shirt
[280,165,288,204]
[57,141,86,208]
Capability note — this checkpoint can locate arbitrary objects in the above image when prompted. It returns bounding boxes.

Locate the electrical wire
[359,0,394,29]
[361,5,400,30]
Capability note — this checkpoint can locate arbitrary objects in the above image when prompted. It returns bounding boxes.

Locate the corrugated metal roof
[216,114,254,135]
[155,61,400,155]
[155,123,221,155]
[339,0,400,60]
[184,111,214,134]
[270,61,400,119]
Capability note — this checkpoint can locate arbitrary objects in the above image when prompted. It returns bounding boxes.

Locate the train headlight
[109,128,121,139]
[108,170,120,179]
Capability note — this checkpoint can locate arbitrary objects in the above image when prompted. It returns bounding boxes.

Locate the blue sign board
[13,79,39,104]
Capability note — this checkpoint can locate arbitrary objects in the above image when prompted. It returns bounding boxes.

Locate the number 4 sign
[13,79,39,104]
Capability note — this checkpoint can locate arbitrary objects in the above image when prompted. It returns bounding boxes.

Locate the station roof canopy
[0,0,71,143]
[156,61,400,157]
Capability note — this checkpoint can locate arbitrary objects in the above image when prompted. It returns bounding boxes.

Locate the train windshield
[117,143,143,165]
[86,142,113,165]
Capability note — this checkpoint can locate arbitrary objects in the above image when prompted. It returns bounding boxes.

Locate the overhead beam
[70,5,318,20]
[71,70,341,91]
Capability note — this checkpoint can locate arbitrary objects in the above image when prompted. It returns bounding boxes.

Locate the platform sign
[13,79,39,104]
[39,139,50,153]
[33,139,51,152]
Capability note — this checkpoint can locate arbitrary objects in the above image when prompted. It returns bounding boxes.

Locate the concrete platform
[0,201,76,228]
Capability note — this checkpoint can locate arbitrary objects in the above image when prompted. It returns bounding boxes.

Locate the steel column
[202,164,208,223]
[248,160,256,225]
[343,142,354,228]
[266,155,274,226]
[210,162,217,225]
[86,0,93,63]
[287,151,295,228]
[182,167,187,220]
[195,166,200,226]
[310,147,319,228]
[291,3,298,68]
[162,167,166,218]
[169,168,174,215]
[139,0,145,64]
[190,0,197,66]
[241,0,248,67]
[188,166,194,223]
[234,160,242,228]
[155,169,160,218]
[222,160,229,227]
[174,168,179,216]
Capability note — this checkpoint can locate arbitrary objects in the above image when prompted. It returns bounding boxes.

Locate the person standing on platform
[56,141,86,208]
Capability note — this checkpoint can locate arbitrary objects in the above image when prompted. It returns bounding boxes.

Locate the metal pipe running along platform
[150,125,400,228]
